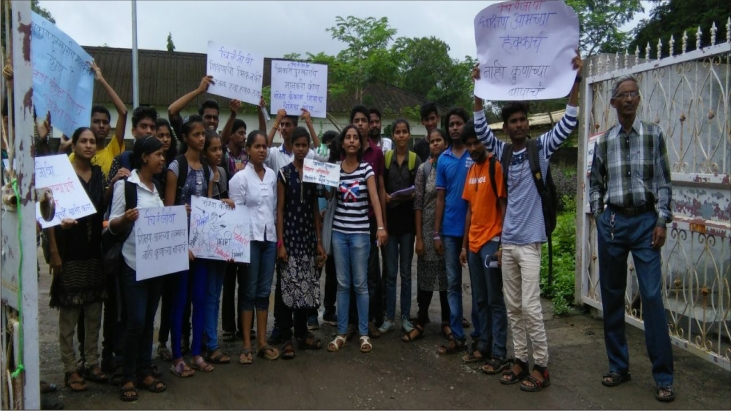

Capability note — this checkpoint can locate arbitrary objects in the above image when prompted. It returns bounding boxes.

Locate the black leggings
[416,289,450,326]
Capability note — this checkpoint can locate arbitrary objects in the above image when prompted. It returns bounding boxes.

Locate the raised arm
[301,108,321,148]
[267,109,286,148]
[220,100,241,147]
[168,75,214,127]
[537,52,582,159]
[472,64,505,159]
[90,61,127,148]
[257,96,267,133]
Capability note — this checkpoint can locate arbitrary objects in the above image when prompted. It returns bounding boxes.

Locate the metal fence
[577,19,731,370]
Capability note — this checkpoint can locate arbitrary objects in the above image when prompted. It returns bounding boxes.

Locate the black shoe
[100,357,116,374]
[267,327,284,345]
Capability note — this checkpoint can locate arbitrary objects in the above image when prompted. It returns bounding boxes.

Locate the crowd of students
[29,51,675,404]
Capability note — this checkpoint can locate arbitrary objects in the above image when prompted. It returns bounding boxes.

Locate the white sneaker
[378,319,395,334]
[401,316,414,333]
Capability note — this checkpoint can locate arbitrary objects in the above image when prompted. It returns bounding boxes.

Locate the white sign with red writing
[302,158,340,188]
[189,196,251,263]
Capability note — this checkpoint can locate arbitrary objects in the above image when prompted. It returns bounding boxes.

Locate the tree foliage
[2,1,55,52]
[565,0,643,55]
[166,32,176,52]
[630,0,731,58]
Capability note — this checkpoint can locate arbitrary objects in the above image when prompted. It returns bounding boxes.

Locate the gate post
[1,1,40,408]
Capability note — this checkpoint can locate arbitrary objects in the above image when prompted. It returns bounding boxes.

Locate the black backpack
[174,154,211,205]
[500,139,558,286]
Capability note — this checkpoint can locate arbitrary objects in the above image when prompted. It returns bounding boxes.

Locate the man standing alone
[589,75,675,402]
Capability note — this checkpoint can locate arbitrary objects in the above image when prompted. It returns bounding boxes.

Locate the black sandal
[520,364,551,392]
[137,375,166,393]
[437,337,467,355]
[482,356,511,375]
[297,333,323,350]
[602,371,631,387]
[83,366,109,384]
[655,385,675,402]
[119,382,138,402]
[500,359,529,385]
[281,341,296,360]
[402,324,425,342]
[441,323,453,340]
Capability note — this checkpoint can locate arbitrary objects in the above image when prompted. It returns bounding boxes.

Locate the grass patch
[540,195,577,315]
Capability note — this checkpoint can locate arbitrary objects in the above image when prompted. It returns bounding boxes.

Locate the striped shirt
[333,162,375,234]
[474,105,578,245]
[589,118,672,225]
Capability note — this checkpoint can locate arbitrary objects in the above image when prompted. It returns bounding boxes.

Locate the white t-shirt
[109,170,165,270]
[229,162,277,242]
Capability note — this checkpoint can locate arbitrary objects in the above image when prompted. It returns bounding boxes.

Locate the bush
[552,167,577,213]
[540,195,577,315]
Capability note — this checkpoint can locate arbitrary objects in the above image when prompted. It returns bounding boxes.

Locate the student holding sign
[229,130,280,363]
[202,130,235,365]
[472,53,582,392]
[164,115,216,377]
[275,127,328,359]
[108,136,168,401]
[47,127,108,392]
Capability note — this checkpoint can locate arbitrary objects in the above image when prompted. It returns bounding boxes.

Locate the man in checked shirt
[589,75,675,402]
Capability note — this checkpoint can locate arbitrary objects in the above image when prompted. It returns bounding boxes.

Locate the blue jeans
[119,262,161,382]
[333,231,370,336]
[597,208,673,387]
[171,260,207,359]
[443,235,465,341]
[467,241,508,358]
[384,232,415,321]
[204,260,227,351]
[239,241,276,312]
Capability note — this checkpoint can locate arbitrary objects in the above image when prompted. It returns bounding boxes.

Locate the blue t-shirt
[435,146,473,237]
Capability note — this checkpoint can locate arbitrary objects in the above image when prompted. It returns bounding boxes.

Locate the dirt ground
[35,248,731,410]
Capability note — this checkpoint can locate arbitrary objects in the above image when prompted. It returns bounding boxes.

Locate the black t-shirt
[413,138,430,163]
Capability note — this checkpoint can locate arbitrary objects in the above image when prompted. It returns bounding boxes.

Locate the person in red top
[459,120,510,376]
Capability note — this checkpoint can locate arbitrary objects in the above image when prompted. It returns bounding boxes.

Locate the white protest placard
[206,41,264,106]
[189,196,252,263]
[270,60,328,118]
[302,158,340,188]
[35,155,96,228]
[30,12,94,137]
[473,0,579,101]
[134,206,189,281]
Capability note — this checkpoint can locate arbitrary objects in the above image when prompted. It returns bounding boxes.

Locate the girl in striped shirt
[327,125,388,354]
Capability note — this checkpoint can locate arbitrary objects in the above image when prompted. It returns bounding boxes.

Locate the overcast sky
[41,1,648,62]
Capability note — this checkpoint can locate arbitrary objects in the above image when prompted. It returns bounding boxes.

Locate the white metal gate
[577,20,731,371]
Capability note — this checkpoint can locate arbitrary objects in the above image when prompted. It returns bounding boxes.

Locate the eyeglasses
[613,91,640,100]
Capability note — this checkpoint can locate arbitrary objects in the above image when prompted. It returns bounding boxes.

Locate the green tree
[166,32,176,52]
[565,0,643,55]
[325,16,402,103]
[392,36,453,97]
[630,0,731,58]
[31,0,55,23]
[2,1,55,51]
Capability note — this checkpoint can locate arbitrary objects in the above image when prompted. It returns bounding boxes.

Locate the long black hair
[156,118,178,162]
